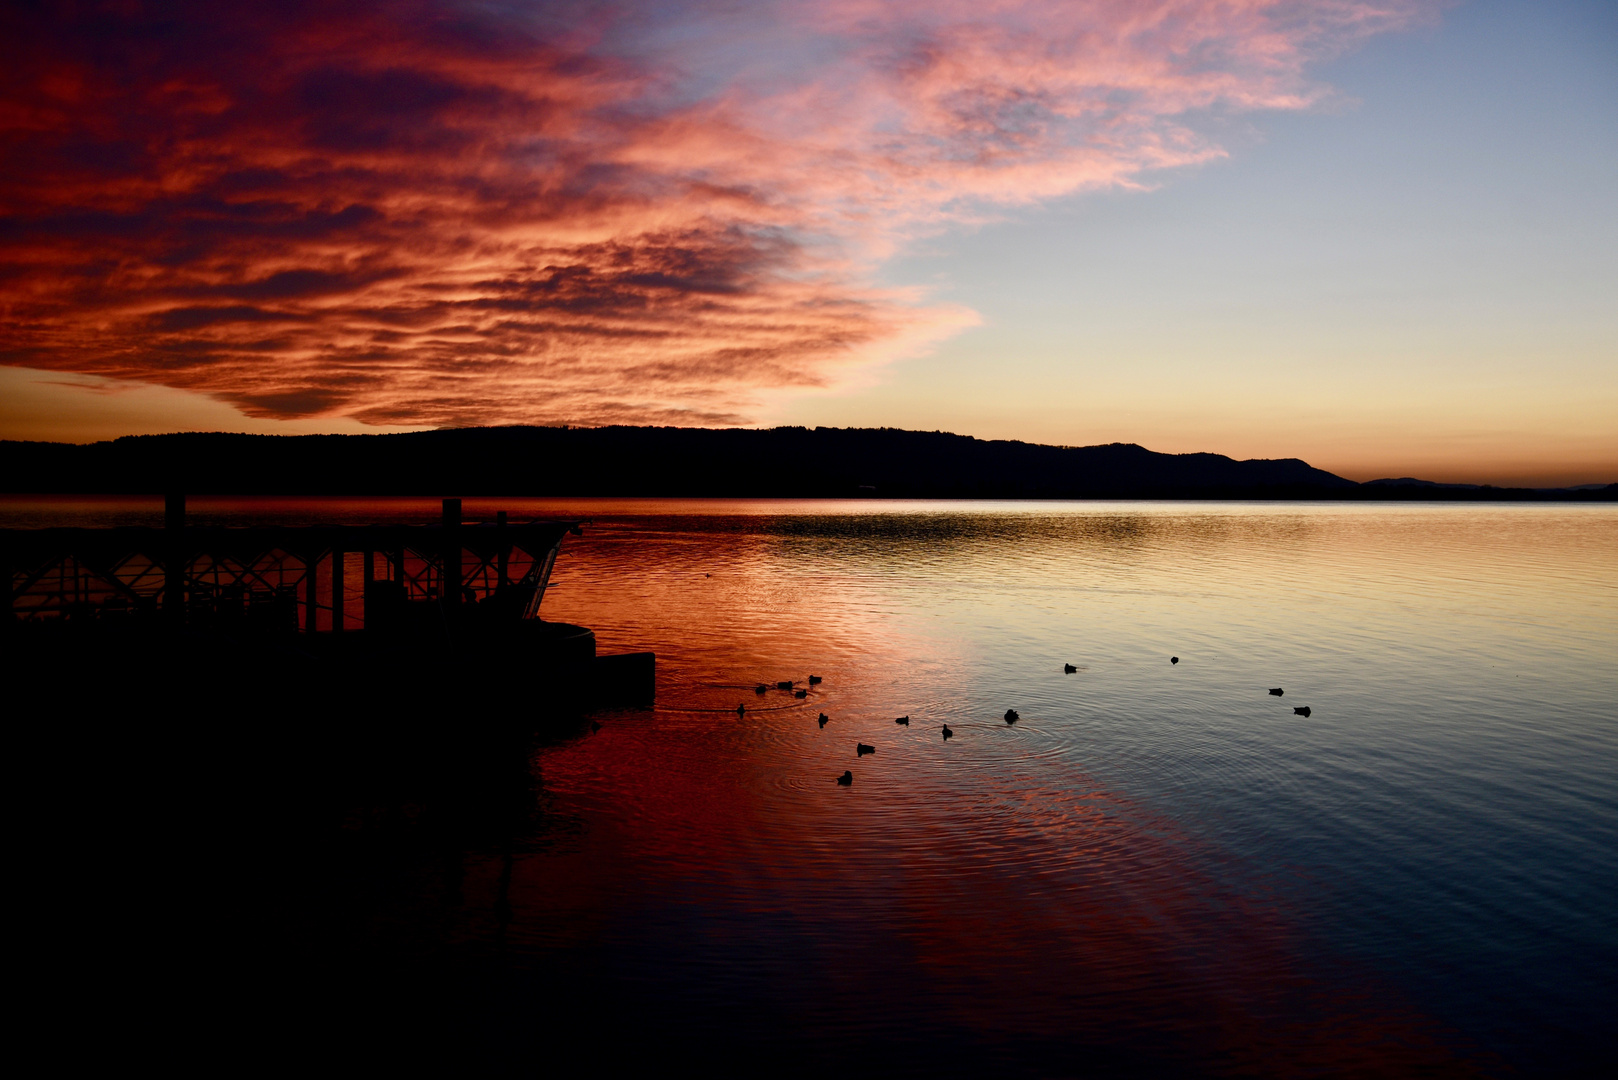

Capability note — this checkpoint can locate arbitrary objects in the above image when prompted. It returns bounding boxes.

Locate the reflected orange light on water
[510,503,1533,1072]
[6,496,1607,1071]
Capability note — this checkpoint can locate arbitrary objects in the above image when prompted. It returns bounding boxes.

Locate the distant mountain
[0,426,1611,500]
[1359,476,1617,500]
[1364,477,1482,489]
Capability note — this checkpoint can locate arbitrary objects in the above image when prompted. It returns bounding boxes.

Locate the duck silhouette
[942,725,953,741]
[818,713,830,728]
[1269,688,1284,696]
[1004,709,1019,724]
[895,715,910,726]
[1064,664,1077,674]
[776,680,794,690]
[736,704,747,718]
[795,689,809,699]
[1294,706,1312,717]
[755,684,768,694]
[808,675,823,684]
[1171,656,1179,665]
[837,770,853,786]
[857,743,876,756]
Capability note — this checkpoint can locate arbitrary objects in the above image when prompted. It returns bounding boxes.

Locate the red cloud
[0,1,1432,427]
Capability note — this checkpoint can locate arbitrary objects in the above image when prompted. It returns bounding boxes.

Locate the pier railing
[1,497,581,634]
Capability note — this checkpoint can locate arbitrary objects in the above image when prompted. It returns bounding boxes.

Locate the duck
[736,704,746,718]
[755,684,768,694]
[1004,709,1019,724]
[776,680,794,690]
[1171,656,1179,665]
[795,688,809,699]
[856,743,875,756]
[818,713,830,728]
[1268,688,1284,696]
[942,725,953,741]
[808,675,823,684]
[1064,664,1077,674]
[836,770,853,786]
[1293,706,1312,718]
[895,715,910,726]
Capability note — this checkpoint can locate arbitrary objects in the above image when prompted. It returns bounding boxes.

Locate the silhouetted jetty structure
[1,495,652,711]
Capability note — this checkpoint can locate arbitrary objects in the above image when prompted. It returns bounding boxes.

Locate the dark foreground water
[8,498,1616,1075]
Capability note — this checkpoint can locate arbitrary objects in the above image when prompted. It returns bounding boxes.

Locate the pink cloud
[0,1,1435,429]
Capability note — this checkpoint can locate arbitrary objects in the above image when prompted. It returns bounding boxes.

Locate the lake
[6,497,1615,1075]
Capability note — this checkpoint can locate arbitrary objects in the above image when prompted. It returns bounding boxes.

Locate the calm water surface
[10,498,1615,1074]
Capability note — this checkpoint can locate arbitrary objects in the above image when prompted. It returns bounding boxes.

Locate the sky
[1,0,1613,485]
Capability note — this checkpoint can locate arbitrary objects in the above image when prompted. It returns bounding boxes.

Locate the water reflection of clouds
[532,644,1478,1073]
[7,496,1603,1070]
[523,500,1608,1072]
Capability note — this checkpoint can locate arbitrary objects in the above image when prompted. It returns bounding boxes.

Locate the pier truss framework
[1,515,581,633]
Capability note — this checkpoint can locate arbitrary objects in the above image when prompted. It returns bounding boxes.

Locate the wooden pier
[2,496,579,633]
[1,497,653,708]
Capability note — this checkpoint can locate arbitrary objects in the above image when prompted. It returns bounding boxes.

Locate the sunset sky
[2,0,1613,485]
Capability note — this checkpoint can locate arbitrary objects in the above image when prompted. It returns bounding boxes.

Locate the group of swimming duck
[739,655,1311,787]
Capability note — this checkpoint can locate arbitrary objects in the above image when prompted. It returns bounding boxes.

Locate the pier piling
[332,540,345,633]
[443,498,462,612]
[164,492,185,628]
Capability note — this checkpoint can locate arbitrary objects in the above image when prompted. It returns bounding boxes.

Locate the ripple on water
[412,502,1618,1073]
[538,665,1485,1074]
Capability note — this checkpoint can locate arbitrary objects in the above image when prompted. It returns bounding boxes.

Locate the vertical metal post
[443,498,462,613]
[164,492,185,628]
[305,550,319,633]
[496,510,509,587]
[331,536,345,633]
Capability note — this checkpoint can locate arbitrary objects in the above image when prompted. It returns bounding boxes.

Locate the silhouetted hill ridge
[0,426,1611,499]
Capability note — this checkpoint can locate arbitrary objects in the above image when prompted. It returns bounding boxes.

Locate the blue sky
[768,0,1618,483]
